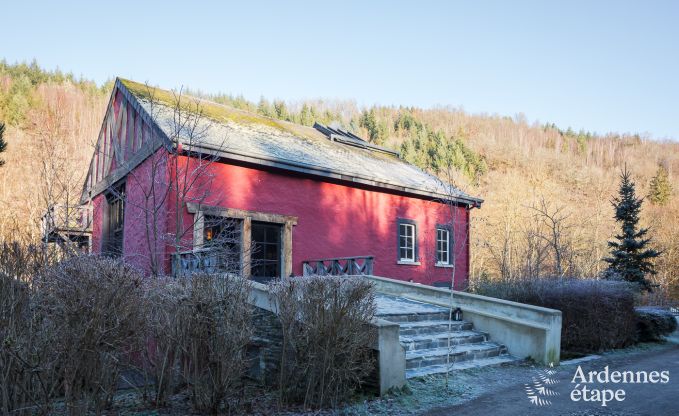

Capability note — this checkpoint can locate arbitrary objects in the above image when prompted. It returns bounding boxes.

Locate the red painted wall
[92,150,472,288]
[91,193,105,254]
[123,151,170,275]
[91,150,171,276]
[176,155,471,288]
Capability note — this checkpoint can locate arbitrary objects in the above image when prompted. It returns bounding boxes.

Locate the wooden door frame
[187,202,297,278]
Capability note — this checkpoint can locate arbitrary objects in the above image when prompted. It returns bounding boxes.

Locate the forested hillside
[0,61,676,299]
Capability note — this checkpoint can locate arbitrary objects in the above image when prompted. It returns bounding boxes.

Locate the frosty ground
[100,337,677,415]
[339,340,677,416]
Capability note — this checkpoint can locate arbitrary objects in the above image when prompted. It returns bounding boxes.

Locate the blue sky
[2,1,678,140]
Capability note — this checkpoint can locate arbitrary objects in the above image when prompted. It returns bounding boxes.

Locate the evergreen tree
[604,168,661,291]
[359,109,388,145]
[273,100,290,121]
[299,103,314,126]
[0,122,6,167]
[256,97,275,118]
[648,164,672,205]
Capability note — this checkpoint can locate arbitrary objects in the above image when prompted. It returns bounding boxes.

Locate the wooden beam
[189,203,297,279]
[192,211,204,249]
[186,203,298,225]
[242,217,252,279]
[283,220,293,277]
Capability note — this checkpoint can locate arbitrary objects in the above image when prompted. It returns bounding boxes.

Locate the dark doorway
[251,221,282,283]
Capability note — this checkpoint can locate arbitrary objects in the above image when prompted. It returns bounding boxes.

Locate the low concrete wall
[371,318,406,394]
[247,280,406,395]
[365,275,562,365]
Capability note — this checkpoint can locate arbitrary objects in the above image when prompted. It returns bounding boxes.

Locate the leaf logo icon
[525,363,560,406]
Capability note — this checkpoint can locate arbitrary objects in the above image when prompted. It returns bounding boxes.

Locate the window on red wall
[203,216,242,273]
[103,182,125,257]
[251,221,282,283]
[397,219,417,262]
[436,227,451,265]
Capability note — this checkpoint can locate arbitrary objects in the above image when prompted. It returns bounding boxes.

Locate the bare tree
[432,149,474,388]
[30,89,91,256]
[520,213,551,279]
[528,197,574,278]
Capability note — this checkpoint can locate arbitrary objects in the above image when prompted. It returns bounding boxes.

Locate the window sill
[435,263,455,268]
[397,260,421,266]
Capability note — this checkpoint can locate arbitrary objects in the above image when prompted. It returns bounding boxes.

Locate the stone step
[400,330,488,351]
[406,354,520,379]
[377,311,451,323]
[397,320,473,336]
[375,293,518,379]
[405,342,507,370]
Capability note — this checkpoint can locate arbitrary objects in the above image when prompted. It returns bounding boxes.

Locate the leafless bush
[0,240,53,281]
[144,274,253,414]
[0,241,64,415]
[269,276,376,409]
[0,254,59,415]
[1,253,146,415]
[142,277,185,407]
[33,256,146,415]
[471,276,637,354]
[635,307,678,342]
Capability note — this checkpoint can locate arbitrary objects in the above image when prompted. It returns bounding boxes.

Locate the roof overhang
[181,141,484,208]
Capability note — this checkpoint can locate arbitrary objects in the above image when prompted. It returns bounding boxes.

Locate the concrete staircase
[376,295,518,378]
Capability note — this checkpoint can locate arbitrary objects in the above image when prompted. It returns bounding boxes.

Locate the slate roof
[118,78,482,206]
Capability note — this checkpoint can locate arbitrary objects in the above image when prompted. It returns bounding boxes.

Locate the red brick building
[80,78,482,288]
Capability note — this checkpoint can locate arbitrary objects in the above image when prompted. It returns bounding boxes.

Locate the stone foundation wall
[248,307,283,385]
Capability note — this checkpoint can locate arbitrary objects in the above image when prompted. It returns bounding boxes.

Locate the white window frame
[436,228,450,265]
[399,223,416,262]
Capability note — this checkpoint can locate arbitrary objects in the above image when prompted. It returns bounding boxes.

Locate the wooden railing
[42,204,92,242]
[171,249,233,276]
[302,255,374,276]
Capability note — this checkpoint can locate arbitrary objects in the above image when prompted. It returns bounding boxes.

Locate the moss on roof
[119,78,316,138]
[113,78,478,204]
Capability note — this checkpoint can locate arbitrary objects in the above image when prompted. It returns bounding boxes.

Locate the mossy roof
[118,78,480,204]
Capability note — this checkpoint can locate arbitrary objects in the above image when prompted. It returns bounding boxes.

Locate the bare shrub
[0,242,62,415]
[0,257,58,415]
[471,277,637,354]
[142,277,186,407]
[34,256,146,415]
[0,241,53,281]
[269,276,376,409]
[144,274,253,414]
[635,307,678,342]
